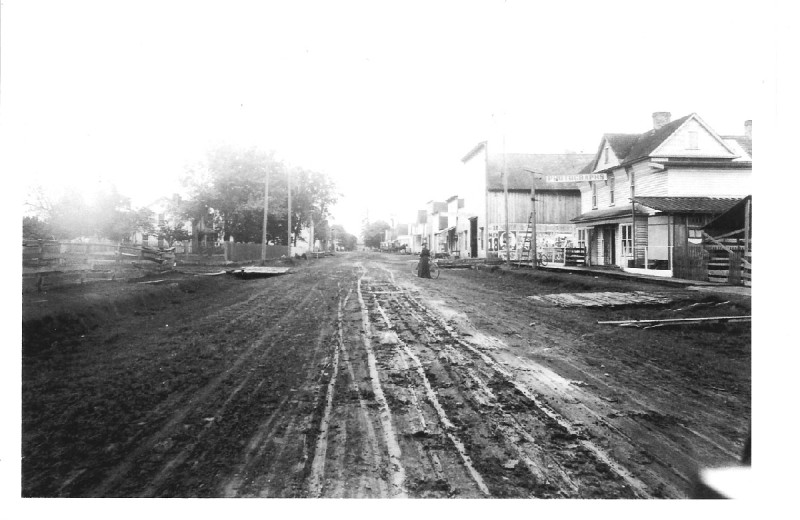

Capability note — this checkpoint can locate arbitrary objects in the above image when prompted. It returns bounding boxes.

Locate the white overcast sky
[2,0,774,234]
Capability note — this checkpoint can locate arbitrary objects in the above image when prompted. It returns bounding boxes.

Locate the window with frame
[577,229,586,250]
[688,131,699,150]
[621,224,633,257]
[591,182,597,209]
[604,147,609,164]
[688,215,705,241]
[609,175,615,205]
[629,170,635,198]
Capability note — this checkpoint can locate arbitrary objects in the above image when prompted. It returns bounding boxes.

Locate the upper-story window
[591,182,597,209]
[688,131,699,150]
[629,170,635,198]
[604,147,609,164]
[609,175,615,205]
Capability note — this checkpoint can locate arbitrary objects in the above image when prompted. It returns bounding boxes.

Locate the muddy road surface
[21,252,750,498]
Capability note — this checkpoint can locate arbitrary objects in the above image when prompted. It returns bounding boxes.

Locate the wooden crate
[564,247,586,266]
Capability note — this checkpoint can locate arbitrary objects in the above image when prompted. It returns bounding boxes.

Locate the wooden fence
[703,236,749,285]
[22,240,176,292]
[222,242,288,262]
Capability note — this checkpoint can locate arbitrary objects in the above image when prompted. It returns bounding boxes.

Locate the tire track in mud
[307,284,350,496]
[354,267,408,497]
[318,284,389,498]
[370,265,647,498]
[86,273,333,497]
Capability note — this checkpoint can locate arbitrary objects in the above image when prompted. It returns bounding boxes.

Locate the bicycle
[411,258,440,278]
[535,251,548,267]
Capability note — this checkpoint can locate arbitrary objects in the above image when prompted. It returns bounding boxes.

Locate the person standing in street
[418,242,432,278]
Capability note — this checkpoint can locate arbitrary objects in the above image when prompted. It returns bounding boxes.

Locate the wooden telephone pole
[261,166,269,263]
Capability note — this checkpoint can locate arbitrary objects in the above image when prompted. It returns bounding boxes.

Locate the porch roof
[571,205,648,225]
[632,197,741,214]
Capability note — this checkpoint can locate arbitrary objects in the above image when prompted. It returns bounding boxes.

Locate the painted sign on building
[545,173,607,182]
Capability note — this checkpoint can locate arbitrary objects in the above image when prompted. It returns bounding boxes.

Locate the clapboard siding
[634,217,648,264]
[666,168,751,197]
[634,163,668,196]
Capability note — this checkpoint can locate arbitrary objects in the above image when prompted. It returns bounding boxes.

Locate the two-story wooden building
[461,142,593,260]
[571,112,752,280]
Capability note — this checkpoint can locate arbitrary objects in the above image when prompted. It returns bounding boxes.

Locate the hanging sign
[545,173,607,182]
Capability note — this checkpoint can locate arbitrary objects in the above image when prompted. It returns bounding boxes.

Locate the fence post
[114,242,121,280]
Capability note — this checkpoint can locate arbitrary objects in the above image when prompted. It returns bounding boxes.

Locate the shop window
[621,224,633,257]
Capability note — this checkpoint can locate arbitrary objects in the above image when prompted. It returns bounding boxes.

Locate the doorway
[469,218,478,257]
[602,227,616,265]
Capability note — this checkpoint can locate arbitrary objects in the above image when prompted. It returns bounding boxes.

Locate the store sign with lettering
[545,173,607,182]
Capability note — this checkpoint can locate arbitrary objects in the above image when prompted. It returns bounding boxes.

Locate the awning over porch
[703,195,751,238]
[435,226,456,235]
[571,205,649,227]
[631,196,741,214]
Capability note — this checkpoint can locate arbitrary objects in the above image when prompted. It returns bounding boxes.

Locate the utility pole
[531,173,537,269]
[287,165,292,257]
[503,133,510,266]
[523,168,542,269]
[261,165,269,263]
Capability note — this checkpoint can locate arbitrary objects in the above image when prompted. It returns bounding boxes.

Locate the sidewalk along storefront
[573,197,743,280]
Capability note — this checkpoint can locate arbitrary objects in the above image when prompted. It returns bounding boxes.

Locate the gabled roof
[722,135,753,158]
[486,153,594,191]
[623,114,694,163]
[590,113,740,173]
[632,197,742,214]
[599,133,640,167]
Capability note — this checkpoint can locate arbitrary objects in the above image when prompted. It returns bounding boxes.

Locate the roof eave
[462,141,487,163]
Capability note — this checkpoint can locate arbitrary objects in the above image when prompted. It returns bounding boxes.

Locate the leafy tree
[331,224,357,251]
[22,185,155,242]
[22,216,55,240]
[362,220,391,249]
[181,145,339,245]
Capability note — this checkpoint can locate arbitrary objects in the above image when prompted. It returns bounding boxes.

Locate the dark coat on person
[418,246,432,278]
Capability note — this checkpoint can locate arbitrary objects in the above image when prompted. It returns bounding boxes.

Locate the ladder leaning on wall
[520,212,535,264]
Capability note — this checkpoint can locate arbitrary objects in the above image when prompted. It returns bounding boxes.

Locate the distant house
[461,143,593,260]
[409,210,427,254]
[132,197,195,249]
[570,112,752,281]
[425,200,448,254]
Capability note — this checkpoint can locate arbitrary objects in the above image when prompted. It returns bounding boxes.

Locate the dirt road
[21,252,751,498]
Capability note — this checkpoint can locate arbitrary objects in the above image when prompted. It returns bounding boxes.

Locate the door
[603,227,616,265]
[470,218,478,257]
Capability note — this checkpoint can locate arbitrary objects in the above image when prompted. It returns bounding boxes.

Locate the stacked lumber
[527,291,673,308]
[705,238,744,284]
[742,252,751,287]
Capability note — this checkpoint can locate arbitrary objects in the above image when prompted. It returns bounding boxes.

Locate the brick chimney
[652,112,671,130]
[744,120,752,139]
